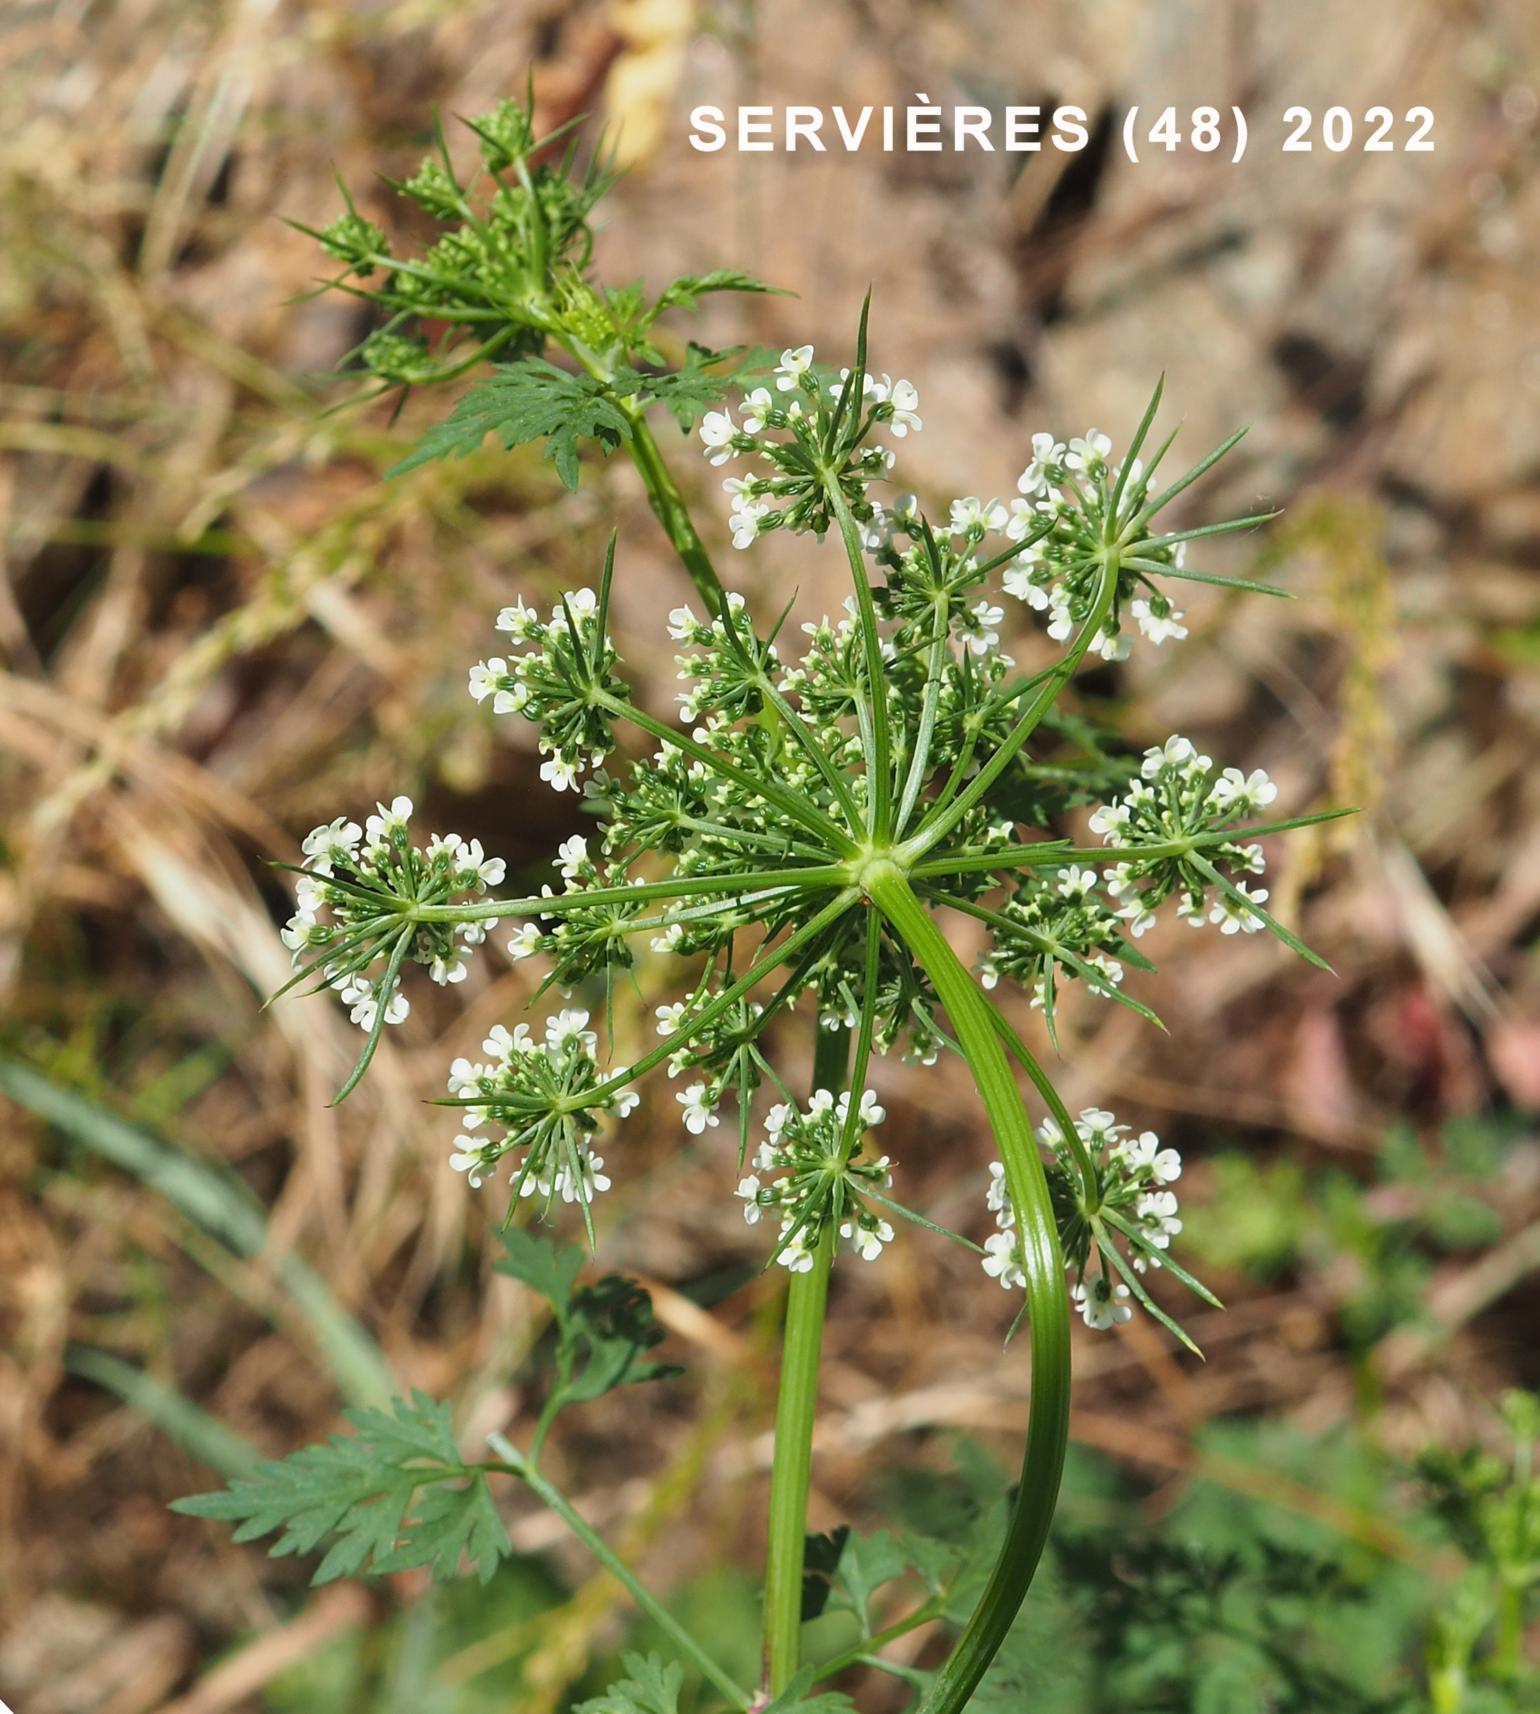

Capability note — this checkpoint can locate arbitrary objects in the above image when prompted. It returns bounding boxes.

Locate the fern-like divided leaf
[390,344,756,483]
[573,1653,686,1714]
[390,359,634,485]
[650,267,787,317]
[171,1389,509,1585]
[611,345,740,433]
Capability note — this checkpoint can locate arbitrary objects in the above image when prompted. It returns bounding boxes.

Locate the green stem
[488,1435,751,1709]
[597,692,855,856]
[622,409,729,612]
[812,1596,944,1683]
[865,869,1072,1714]
[406,866,848,924]
[823,479,893,839]
[763,1021,850,1695]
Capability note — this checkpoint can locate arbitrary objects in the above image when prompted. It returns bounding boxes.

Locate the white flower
[339,975,409,1031]
[836,1088,886,1129]
[655,1001,688,1037]
[1073,1276,1132,1329]
[507,923,543,961]
[365,796,413,844]
[841,1217,895,1261]
[1045,594,1075,644]
[667,604,699,641]
[1141,735,1197,778]
[678,1082,720,1135]
[986,1160,1013,1223]
[882,376,922,436]
[699,408,738,464]
[484,1022,532,1060]
[539,754,581,793]
[965,600,1005,656]
[429,948,470,985]
[948,496,1008,537]
[1065,429,1113,474]
[737,1175,764,1224]
[556,835,589,880]
[300,817,362,876]
[280,910,316,952]
[495,598,540,640]
[1209,767,1278,813]
[777,1222,817,1273]
[1121,1130,1182,1184]
[468,658,504,703]
[651,921,685,954]
[1136,1189,1183,1245]
[556,1150,612,1203]
[465,841,504,886]
[548,588,597,629]
[1118,901,1158,939]
[1088,801,1130,840]
[1056,864,1098,900]
[1131,597,1188,646]
[1017,433,1065,496]
[774,344,815,391]
[1002,560,1050,608]
[1209,881,1269,934]
[545,1009,597,1050]
[729,493,769,550]
[982,1230,1025,1290]
[740,387,775,433]
[449,1137,491,1189]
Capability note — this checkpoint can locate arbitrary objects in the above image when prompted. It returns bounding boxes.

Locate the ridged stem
[865,868,1072,1714]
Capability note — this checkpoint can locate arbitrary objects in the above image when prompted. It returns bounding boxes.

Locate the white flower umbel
[468,576,628,797]
[982,1105,1210,1337]
[441,1010,638,1228]
[1087,736,1286,942]
[698,340,921,551]
[739,1089,895,1268]
[288,795,506,1033]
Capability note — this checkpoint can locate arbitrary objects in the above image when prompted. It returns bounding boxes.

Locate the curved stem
[763,1021,850,1695]
[865,870,1072,1714]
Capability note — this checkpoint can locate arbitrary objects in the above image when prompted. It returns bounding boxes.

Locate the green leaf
[494,1227,586,1319]
[822,1527,912,1634]
[573,1652,684,1714]
[172,1390,509,1585]
[555,1273,683,1408]
[390,359,634,485]
[759,1668,859,1713]
[651,267,787,316]
[612,344,738,432]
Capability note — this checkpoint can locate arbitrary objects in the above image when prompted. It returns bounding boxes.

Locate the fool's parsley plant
[183,97,1344,1714]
